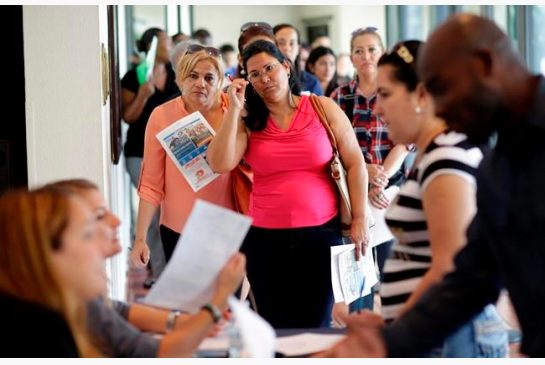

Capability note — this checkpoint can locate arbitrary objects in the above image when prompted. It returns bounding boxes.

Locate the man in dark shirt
[324,13,545,358]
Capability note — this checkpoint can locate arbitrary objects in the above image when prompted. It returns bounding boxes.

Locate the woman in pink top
[208,40,371,328]
[131,46,236,266]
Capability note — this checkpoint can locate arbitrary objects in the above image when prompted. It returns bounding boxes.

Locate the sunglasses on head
[185,44,221,58]
[240,22,273,34]
[351,26,378,37]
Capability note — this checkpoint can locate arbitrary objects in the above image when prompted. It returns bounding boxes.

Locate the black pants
[240,216,343,329]
[160,225,180,263]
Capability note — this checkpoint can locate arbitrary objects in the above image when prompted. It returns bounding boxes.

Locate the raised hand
[227,78,249,110]
[216,252,247,298]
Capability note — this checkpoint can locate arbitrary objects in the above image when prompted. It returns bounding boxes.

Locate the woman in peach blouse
[131,46,235,266]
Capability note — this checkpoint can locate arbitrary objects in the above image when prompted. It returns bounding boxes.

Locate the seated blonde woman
[42,178,246,357]
[0,188,109,357]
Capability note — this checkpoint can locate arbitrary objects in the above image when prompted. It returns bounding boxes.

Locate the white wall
[193,5,301,49]
[24,6,106,189]
[23,5,128,300]
[336,5,386,54]
[192,5,385,54]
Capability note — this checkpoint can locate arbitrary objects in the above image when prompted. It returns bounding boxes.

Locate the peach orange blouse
[138,94,234,233]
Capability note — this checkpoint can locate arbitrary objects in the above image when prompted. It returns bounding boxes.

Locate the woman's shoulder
[417,130,484,184]
[427,130,483,160]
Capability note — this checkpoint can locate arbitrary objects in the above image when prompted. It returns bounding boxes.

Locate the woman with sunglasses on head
[376,40,507,357]
[207,40,370,329]
[0,188,108,357]
[273,23,323,95]
[131,45,237,267]
[235,22,276,78]
[330,27,412,319]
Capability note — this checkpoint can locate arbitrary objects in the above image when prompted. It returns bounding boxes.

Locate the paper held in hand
[331,244,378,304]
[156,111,219,192]
[144,200,252,313]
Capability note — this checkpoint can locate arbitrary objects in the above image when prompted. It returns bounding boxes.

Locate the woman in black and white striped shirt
[374,40,507,357]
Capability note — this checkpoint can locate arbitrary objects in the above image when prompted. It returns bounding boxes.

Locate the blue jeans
[240,216,343,329]
[126,156,166,278]
[425,304,508,358]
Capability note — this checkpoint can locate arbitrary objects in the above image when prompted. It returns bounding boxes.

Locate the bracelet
[166,310,181,332]
[201,303,222,324]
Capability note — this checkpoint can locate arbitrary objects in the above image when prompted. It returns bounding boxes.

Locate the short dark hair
[220,44,235,54]
[191,28,211,39]
[137,27,163,53]
[305,46,339,96]
[241,40,301,132]
[273,23,301,45]
[378,40,423,92]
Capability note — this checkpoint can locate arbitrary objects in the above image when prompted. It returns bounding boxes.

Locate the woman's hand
[130,239,150,268]
[332,302,349,328]
[227,78,249,110]
[138,79,156,100]
[351,215,370,260]
[214,253,247,301]
[367,164,388,188]
[369,186,390,209]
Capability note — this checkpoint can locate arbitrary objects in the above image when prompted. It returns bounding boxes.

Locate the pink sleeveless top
[244,95,338,228]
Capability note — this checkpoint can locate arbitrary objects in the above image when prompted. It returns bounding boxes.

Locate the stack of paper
[331,244,378,304]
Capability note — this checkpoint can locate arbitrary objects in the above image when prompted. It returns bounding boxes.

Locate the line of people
[9,12,543,358]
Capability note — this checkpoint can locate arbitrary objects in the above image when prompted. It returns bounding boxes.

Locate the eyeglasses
[351,26,378,37]
[240,22,273,34]
[185,44,221,58]
[394,44,414,64]
[247,62,281,83]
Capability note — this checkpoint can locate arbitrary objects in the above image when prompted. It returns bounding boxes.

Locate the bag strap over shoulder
[309,94,339,153]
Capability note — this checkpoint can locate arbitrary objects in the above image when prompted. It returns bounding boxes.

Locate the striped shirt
[381,131,484,322]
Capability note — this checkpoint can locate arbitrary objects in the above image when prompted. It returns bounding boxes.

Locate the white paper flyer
[144,200,252,312]
[156,111,219,192]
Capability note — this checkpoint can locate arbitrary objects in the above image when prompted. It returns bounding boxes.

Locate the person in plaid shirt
[330,27,412,323]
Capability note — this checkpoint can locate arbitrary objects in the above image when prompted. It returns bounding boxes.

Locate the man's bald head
[420,13,517,75]
[417,14,528,144]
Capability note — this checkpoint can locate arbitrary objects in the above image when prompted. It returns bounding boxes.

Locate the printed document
[331,244,378,304]
[144,200,252,312]
[156,111,219,192]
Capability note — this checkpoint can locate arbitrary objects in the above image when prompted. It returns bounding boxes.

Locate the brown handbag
[309,94,374,237]
[231,160,253,215]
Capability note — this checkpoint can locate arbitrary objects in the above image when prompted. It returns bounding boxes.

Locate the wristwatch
[166,310,181,332]
[201,303,222,323]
